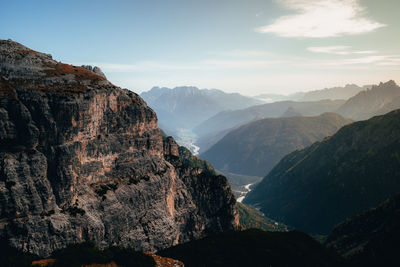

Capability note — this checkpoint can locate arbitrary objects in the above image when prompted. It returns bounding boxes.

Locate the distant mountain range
[193,99,346,139]
[280,107,303,117]
[201,113,352,176]
[337,80,400,120]
[195,81,400,154]
[255,84,370,103]
[244,109,400,234]
[300,84,372,102]
[140,86,263,130]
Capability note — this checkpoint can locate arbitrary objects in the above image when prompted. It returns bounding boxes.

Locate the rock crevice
[0,39,238,257]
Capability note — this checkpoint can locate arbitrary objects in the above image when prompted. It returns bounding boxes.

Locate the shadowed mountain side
[245,109,400,234]
[158,229,344,267]
[201,113,352,176]
[326,193,400,267]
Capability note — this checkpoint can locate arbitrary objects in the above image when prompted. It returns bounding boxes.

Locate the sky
[1,0,399,95]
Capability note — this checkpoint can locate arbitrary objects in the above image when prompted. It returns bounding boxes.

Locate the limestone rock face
[81,65,106,78]
[0,40,238,257]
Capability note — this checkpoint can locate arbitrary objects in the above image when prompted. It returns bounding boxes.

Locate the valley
[139,78,400,266]
[217,171,262,201]
[167,128,200,155]
[2,0,400,265]
[236,183,253,203]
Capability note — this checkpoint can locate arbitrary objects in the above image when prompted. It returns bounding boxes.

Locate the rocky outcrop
[81,65,106,78]
[336,80,400,120]
[0,39,238,257]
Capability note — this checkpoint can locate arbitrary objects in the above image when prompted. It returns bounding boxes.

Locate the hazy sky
[1,0,399,95]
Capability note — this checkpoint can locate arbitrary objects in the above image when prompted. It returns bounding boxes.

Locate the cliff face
[0,40,238,257]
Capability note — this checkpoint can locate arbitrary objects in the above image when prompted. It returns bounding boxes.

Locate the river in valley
[236,183,254,203]
[173,129,200,155]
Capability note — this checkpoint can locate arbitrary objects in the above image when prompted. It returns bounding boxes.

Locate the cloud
[201,59,283,68]
[73,51,400,78]
[323,55,393,65]
[303,55,400,69]
[208,49,275,58]
[256,0,386,38]
[307,46,378,55]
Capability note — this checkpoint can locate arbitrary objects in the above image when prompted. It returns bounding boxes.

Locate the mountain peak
[0,39,108,95]
[0,41,238,257]
[81,65,106,78]
[337,80,400,120]
[378,79,397,87]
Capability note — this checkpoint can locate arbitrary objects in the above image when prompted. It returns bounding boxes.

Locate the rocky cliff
[0,40,238,257]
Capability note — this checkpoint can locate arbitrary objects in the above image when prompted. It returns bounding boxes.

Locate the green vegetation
[161,130,216,175]
[178,146,216,175]
[202,112,352,176]
[326,193,400,267]
[194,99,346,143]
[237,203,288,232]
[245,109,400,234]
[159,229,344,267]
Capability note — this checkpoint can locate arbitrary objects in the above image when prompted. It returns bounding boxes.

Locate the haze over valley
[2,0,400,266]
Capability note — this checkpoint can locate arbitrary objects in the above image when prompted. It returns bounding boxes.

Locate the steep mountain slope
[140,86,262,130]
[201,113,352,176]
[236,203,288,232]
[376,95,400,115]
[0,40,238,257]
[194,127,232,154]
[193,99,345,138]
[326,194,400,267]
[337,80,400,120]
[245,109,400,234]
[159,229,344,267]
